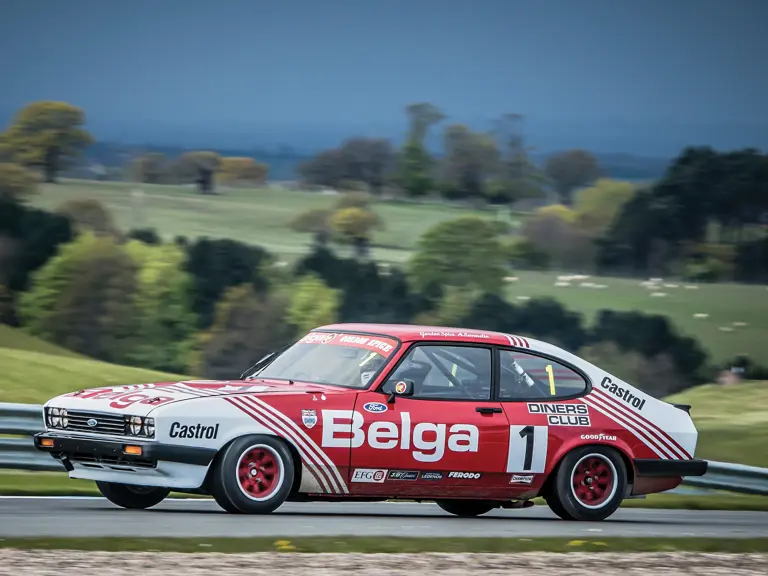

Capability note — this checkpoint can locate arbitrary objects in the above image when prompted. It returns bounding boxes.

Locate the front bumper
[34,432,217,471]
[633,458,708,477]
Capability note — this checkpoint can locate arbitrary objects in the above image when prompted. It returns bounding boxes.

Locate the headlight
[128,415,143,435]
[123,415,155,438]
[46,407,68,429]
[48,407,61,428]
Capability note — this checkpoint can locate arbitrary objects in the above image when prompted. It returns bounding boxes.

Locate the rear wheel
[96,481,170,510]
[546,445,626,521]
[210,435,294,514]
[436,499,497,517]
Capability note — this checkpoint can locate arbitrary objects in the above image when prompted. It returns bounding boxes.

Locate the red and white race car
[34,323,707,521]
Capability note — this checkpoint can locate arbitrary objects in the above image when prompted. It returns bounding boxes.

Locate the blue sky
[1,0,766,154]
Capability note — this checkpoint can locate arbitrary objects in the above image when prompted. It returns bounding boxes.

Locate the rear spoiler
[672,403,691,413]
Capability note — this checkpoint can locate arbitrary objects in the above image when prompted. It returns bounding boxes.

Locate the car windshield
[251,332,399,388]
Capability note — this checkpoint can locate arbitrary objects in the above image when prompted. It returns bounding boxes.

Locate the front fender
[148,396,326,494]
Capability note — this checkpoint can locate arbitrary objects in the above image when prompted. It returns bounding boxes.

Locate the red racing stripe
[225,397,333,493]
[592,389,691,459]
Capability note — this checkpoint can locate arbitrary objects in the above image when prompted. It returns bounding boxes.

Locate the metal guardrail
[1,402,767,495]
[0,403,65,471]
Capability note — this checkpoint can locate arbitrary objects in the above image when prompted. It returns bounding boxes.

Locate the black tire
[546,445,627,521]
[209,434,294,514]
[96,481,170,510]
[436,499,497,517]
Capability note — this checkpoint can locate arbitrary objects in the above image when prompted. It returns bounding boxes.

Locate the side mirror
[387,379,415,404]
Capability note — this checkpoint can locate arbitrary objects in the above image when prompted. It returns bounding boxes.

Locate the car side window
[381,345,492,401]
[498,349,587,401]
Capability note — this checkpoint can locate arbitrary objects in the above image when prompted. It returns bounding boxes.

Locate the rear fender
[540,442,636,499]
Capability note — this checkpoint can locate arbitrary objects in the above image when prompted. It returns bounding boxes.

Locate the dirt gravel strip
[1,550,767,576]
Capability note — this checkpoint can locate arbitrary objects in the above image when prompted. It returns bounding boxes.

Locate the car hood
[44,379,351,416]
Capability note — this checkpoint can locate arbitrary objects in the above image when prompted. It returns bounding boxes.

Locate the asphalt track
[2,497,768,538]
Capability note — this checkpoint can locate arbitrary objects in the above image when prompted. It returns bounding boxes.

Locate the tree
[184,238,273,328]
[286,274,340,337]
[2,101,93,182]
[406,102,446,143]
[0,163,37,203]
[330,207,384,257]
[218,157,269,187]
[131,153,170,184]
[193,285,293,379]
[395,102,445,198]
[18,232,141,363]
[396,139,435,197]
[298,138,394,194]
[56,198,120,237]
[338,138,395,195]
[521,204,594,270]
[490,114,546,204]
[125,241,198,372]
[408,216,508,294]
[298,148,347,188]
[173,151,221,194]
[290,208,333,247]
[294,246,434,324]
[573,178,635,237]
[0,197,74,293]
[440,124,499,203]
[545,149,601,205]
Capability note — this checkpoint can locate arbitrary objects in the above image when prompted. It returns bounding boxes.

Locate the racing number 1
[506,425,548,473]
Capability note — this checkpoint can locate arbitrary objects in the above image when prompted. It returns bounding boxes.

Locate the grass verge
[0,536,766,553]
[1,472,766,510]
[667,381,768,467]
[0,346,191,404]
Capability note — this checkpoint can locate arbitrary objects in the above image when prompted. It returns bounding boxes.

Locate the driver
[359,352,388,387]
[500,354,544,398]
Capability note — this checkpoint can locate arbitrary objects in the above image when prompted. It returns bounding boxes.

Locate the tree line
[2,100,765,282]
[0,101,602,203]
[1,182,757,398]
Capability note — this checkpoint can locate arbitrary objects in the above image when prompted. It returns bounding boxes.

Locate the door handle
[475,407,503,414]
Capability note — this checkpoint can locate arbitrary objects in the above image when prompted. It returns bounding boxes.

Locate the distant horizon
[39,114,766,158]
[2,0,766,157]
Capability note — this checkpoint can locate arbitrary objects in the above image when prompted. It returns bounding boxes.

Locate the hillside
[666,380,768,467]
[0,325,85,359]
[0,347,191,404]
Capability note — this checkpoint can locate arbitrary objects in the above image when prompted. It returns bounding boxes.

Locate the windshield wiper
[240,345,290,380]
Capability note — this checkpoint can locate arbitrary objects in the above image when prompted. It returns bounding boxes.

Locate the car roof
[313,322,532,349]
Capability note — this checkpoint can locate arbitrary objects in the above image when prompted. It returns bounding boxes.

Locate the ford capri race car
[34,323,707,521]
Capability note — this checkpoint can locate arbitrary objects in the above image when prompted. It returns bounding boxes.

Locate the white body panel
[518,336,699,459]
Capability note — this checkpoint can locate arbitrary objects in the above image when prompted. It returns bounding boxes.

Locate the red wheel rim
[236,445,282,501]
[570,454,616,508]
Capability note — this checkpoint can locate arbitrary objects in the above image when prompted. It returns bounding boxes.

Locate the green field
[28,179,767,365]
[0,345,190,404]
[30,179,509,263]
[0,325,84,359]
[668,380,768,467]
[505,272,768,364]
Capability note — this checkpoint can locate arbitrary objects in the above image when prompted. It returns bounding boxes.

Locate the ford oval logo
[363,402,388,413]
[87,418,98,427]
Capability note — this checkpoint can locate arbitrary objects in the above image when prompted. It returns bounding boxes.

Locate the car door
[498,347,591,493]
[346,343,509,497]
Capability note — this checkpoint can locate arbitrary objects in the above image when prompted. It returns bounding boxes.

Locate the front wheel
[210,434,294,514]
[545,445,627,521]
[436,499,497,517]
[96,481,170,509]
